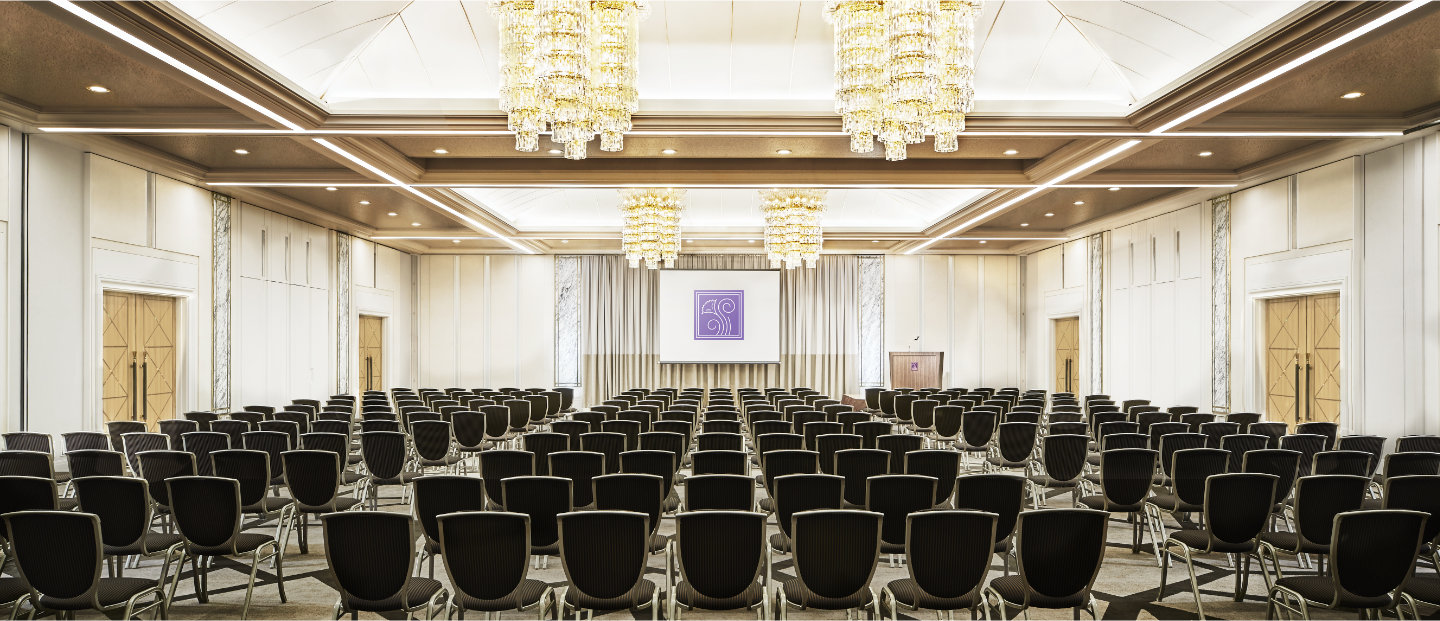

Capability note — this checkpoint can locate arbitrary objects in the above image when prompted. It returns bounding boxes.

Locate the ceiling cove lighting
[619,188,685,269]
[491,0,647,159]
[760,189,827,269]
[826,0,981,160]
[35,127,1406,139]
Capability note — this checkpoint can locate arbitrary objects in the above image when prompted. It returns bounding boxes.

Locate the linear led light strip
[207,182,1238,190]
[907,0,1430,254]
[38,127,1404,138]
[373,235,1072,241]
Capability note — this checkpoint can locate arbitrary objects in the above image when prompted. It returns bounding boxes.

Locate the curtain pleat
[580,254,859,406]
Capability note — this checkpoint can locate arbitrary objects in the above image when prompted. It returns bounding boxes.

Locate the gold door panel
[1307,293,1341,425]
[1264,297,1302,426]
[1264,293,1341,429]
[1053,317,1079,394]
[359,315,383,392]
[139,295,176,429]
[101,292,134,424]
[101,292,178,430]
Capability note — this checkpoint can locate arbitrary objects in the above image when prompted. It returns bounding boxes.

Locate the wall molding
[1210,194,1231,412]
[335,231,352,394]
[1088,233,1104,394]
[554,256,580,388]
[211,192,231,411]
[858,255,884,387]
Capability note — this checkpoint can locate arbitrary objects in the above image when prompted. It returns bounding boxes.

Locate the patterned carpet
[54,474,1435,620]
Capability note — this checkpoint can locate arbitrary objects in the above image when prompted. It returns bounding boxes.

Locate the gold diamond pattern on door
[139,295,176,430]
[1264,297,1301,426]
[101,292,134,424]
[359,315,383,392]
[1053,317,1079,394]
[101,292,179,430]
[1307,293,1341,425]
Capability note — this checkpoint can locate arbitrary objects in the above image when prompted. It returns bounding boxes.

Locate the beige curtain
[581,254,859,406]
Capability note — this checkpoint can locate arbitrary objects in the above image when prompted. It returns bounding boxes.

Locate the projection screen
[657,269,780,364]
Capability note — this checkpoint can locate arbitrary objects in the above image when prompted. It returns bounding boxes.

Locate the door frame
[1051,314,1081,394]
[91,279,196,432]
[1247,282,1346,430]
[357,313,387,393]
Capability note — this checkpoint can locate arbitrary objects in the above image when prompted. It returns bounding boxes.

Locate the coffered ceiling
[2,0,1438,256]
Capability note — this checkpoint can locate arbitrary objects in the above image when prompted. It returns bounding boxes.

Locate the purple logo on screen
[695,290,744,340]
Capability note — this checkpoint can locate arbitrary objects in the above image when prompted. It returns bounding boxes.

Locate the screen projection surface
[657,270,781,364]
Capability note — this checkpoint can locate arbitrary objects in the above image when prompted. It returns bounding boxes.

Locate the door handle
[366,357,373,391]
[130,352,138,421]
[141,353,149,424]
[1293,355,1302,424]
[1305,354,1314,422]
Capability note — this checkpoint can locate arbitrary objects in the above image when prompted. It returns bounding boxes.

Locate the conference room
[0,0,1438,619]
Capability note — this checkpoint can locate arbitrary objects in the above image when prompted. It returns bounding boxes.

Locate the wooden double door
[358,315,384,392]
[1054,317,1080,394]
[1264,293,1341,427]
[102,292,177,430]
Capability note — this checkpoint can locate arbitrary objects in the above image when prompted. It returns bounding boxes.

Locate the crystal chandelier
[759,189,826,269]
[825,0,980,161]
[492,0,646,160]
[620,188,684,269]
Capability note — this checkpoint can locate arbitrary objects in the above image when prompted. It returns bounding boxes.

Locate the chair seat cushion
[369,472,422,486]
[1027,474,1078,488]
[1146,494,1203,513]
[780,578,875,611]
[418,455,464,467]
[1275,576,1391,609]
[343,577,446,613]
[563,578,657,611]
[57,498,78,511]
[453,578,549,612]
[298,496,362,513]
[244,496,293,515]
[531,542,560,556]
[0,578,26,606]
[190,532,274,556]
[1260,531,1328,555]
[673,580,765,611]
[987,575,1087,609]
[1403,575,1440,606]
[1167,529,1254,553]
[768,532,791,553]
[758,497,775,513]
[985,456,1030,468]
[881,541,906,554]
[40,577,159,610]
[886,578,981,611]
[1077,495,1143,513]
[106,533,184,557]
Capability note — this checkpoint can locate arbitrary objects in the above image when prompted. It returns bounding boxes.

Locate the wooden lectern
[889,352,944,389]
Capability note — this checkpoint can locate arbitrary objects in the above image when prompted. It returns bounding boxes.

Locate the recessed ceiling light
[747,239,756,243]
[776,149,792,155]
[871,240,880,243]
[387,212,398,217]
[410,222,422,227]
[452,239,461,244]
[979,240,988,244]
[233,148,249,155]
[661,149,677,155]
[1073,201,1085,205]
[358,200,370,205]
[1044,212,1055,217]
[433,148,449,155]
[1197,151,1213,157]
[560,239,569,244]
[86,85,110,93]
[1108,187,1121,192]
[1341,91,1365,99]
[325,186,338,191]
[548,149,562,155]
[686,239,694,242]
[1003,149,1019,155]
[1020,223,1029,227]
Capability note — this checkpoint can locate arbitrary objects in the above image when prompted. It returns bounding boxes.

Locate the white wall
[232,202,333,407]
[883,255,1023,389]
[1023,238,1090,394]
[415,255,555,389]
[352,237,416,391]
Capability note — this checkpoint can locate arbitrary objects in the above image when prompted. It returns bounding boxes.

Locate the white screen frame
[657,269,781,364]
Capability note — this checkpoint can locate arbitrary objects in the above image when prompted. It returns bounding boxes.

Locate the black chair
[322,511,446,619]
[621,449,681,513]
[158,418,200,448]
[438,511,555,619]
[549,451,602,509]
[696,432,744,453]
[1145,448,1229,546]
[1294,421,1338,449]
[281,449,361,555]
[866,474,937,559]
[480,450,535,511]
[1200,422,1240,448]
[523,432,569,477]
[1267,510,1428,620]
[776,509,883,619]
[1380,475,1440,556]
[1156,473,1278,619]
[1281,434,1329,477]
[1243,449,1302,510]
[412,420,463,474]
[166,476,286,618]
[758,450,819,513]
[360,431,420,509]
[983,422,1039,473]
[241,430,290,486]
[64,448,122,479]
[181,431,229,476]
[73,476,184,581]
[904,449,960,506]
[1077,448,1159,558]
[1027,433,1087,508]
[984,508,1108,621]
[953,474,1026,575]
[854,421,892,451]
[63,431,110,453]
[594,473,668,553]
[877,434,924,474]
[1220,434,1268,472]
[769,474,844,554]
[881,510,996,621]
[579,432,626,474]
[1337,435,1385,476]
[557,510,660,619]
[4,511,168,620]
[106,421,147,453]
[210,448,295,550]
[502,476,572,566]
[1248,422,1287,449]
[210,420,250,449]
[815,434,862,476]
[1257,474,1369,587]
[1311,450,1372,476]
[667,510,769,619]
[412,476,490,581]
[684,474,755,512]
[120,431,168,475]
[136,450,196,515]
[0,450,55,479]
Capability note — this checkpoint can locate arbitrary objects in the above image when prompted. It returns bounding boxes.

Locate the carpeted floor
[50,470,1434,620]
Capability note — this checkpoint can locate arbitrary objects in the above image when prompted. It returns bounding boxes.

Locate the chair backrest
[593,473,664,536]
[501,476,572,547]
[1311,450,1372,476]
[684,474,755,511]
[360,431,408,479]
[121,431,169,473]
[1097,448,1158,507]
[1397,435,1440,454]
[210,420,250,448]
[438,511,533,603]
[689,449,747,476]
[106,421,147,452]
[548,450,603,508]
[906,510,996,602]
[1295,421,1338,449]
[167,476,243,550]
[558,510,651,602]
[1202,473,1278,547]
[1241,448,1302,502]
[952,473,1024,544]
[853,421,892,450]
[1336,435,1385,476]
[281,450,343,509]
[323,511,421,608]
[1293,474,1369,548]
[1169,448,1229,505]
[1146,422,1189,450]
[65,449,124,478]
[181,431,230,476]
[903,449,960,505]
[877,434,924,473]
[1247,422,1287,448]
[866,474,937,546]
[1156,432,1208,478]
[241,430,290,479]
[696,432,743,453]
[137,449,197,506]
[579,432,626,473]
[0,450,51,478]
[675,511,766,601]
[789,509,882,601]
[1382,475,1440,544]
[761,449,819,496]
[1015,509,1109,603]
[1384,451,1440,477]
[3,432,51,454]
[1329,510,1428,604]
[1280,433,1328,476]
[1219,434,1267,472]
[74,475,152,550]
[210,449,272,507]
[638,431,686,470]
[522,432,569,476]
[4,511,104,606]
[479,450,536,503]
[620,449,678,499]
[62,432,110,453]
[1225,412,1261,433]
[773,473,843,538]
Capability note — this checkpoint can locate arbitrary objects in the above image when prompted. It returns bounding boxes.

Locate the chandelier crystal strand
[881,0,939,161]
[759,189,827,269]
[620,188,684,269]
[825,1,886,154]
[590,1,644,152]
[538,0,594,160]
[931,0,978,152]
[492,0,544,152]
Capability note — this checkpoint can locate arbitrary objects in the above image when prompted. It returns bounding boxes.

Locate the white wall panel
[415,255,554,391]
[951,256,983,386]
[1297,158,1357,249]
[1232,178,1290,259]
[1062,239,1086,289]
[86,155,147,247]
[26,138,86,434]
[487,256,520,387]
[456,256,487,387]
[885,255,1022,389]
[153,177,209,257]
